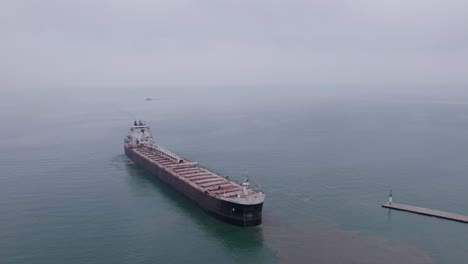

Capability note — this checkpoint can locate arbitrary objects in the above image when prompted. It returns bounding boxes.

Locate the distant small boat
[145,98,152,101]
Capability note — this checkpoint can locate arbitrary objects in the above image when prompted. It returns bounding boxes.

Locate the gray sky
[2,0,468,89]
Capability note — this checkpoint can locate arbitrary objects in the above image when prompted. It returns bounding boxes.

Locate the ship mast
[242,170,249,195]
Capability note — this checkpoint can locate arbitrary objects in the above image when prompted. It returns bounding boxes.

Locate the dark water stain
[262,223,435,264]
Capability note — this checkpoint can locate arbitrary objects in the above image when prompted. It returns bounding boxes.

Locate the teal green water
[1,86,468,263]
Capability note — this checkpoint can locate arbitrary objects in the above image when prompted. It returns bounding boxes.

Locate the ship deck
[133,147,249,199]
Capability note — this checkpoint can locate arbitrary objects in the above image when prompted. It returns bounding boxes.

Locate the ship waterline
[124,122,264,227]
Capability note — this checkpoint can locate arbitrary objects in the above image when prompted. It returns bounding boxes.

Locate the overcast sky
[1,0,467,89]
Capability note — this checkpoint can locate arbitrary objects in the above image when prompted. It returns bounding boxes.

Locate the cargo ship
[124,121,265,227]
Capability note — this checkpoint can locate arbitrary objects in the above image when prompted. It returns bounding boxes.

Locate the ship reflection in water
[124,161,268,257]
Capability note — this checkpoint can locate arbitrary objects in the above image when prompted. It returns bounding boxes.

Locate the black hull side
[125,147,263,227]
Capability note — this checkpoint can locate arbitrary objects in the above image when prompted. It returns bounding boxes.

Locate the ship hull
[125,147,263,227]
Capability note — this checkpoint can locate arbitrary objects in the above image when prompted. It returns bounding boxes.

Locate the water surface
[1,86,467,263]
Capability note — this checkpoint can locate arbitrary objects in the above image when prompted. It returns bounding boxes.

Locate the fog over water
[1,1,468,264]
